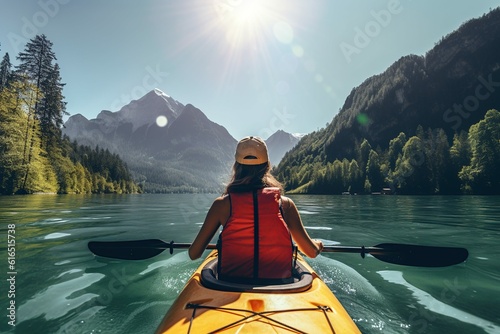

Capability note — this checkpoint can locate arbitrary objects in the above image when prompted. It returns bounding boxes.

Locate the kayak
[155,250,361,333]
[87,239,467,332]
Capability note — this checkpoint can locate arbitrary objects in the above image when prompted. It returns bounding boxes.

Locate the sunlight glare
[232,1,265,25]
[209,0,298,89]
[214,0,272,46]
[273,21,294,44]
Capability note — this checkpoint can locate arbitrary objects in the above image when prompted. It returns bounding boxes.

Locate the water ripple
[378,270,500,334]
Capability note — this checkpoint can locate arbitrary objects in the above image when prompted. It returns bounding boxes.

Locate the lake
[0,194,499,334]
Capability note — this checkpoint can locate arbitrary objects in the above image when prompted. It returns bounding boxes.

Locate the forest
[275,109,500,195]
[275,9,500,195]
[0,35,140,195]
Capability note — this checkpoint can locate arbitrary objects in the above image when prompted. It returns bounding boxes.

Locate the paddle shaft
[127,243,378,253]
[91,242,379,254]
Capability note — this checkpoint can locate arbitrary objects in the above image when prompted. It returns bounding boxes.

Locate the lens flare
[156,116,168,127]
[356,113,370,125]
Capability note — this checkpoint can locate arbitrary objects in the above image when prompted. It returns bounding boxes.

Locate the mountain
[275,8,500,193]
[322,8,500,161]
[63,89,236,192]
[64,89,184,151]
[265,130,301,166]
[63,90,305,192]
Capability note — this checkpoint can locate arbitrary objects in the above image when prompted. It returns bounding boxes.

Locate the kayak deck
[156,251,361,333]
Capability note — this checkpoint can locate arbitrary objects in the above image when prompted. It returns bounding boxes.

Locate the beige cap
[235,136,269,165]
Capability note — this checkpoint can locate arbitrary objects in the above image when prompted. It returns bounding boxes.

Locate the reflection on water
[378,270,500,334]
[17,272,105,321]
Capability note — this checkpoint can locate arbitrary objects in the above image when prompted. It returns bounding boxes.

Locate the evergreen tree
[39,63,67,151]
[394,136,432,194]
[415,124,425,140]
[357,138,372,172]
[427,128,451,193]
[330,160,344,193]
[0,80,57,194]
[449,131,471,193]
[16,34,56,100]
[460,109,500,194]
[388,132,407,169]
[0,81,26,193]
[366,150,384,192]
[348,159,363,194]
[0,52,12,89]
[16,35,55,185]
[341,158,350,190]
[450,131,471,168]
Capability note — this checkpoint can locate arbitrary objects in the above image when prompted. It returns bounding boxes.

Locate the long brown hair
[224,161,283,194]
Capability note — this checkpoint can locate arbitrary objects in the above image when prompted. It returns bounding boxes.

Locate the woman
[188,136,323,282]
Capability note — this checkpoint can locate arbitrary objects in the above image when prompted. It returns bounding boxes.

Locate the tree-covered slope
[275,8,500,195]
[0,36,139,194]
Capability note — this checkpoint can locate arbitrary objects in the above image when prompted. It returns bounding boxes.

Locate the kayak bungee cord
[185,303,336,334]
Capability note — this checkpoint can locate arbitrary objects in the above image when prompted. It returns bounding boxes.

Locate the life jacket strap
[252,189,259,279]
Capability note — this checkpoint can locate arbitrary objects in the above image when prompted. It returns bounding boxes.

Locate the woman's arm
[282,196,323,258]
[188,196,229,260]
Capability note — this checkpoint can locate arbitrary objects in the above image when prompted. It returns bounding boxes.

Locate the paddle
[323,243,469,267]
[88,239,468,267]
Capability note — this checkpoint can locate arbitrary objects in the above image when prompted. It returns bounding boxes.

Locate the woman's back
[218,187,294,282]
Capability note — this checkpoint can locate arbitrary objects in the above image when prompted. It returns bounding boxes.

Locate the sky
[1,0,499,140]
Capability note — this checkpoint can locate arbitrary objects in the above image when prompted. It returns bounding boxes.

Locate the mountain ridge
[275,7,500,194]
[293,8,500,163]
[63,89,300,192]
[63,90,237,192]
[265,130,301,166]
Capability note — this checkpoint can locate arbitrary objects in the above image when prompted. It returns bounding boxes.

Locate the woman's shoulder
[210,195,231,225]
[212,194,230,208]
[280,195,296,210]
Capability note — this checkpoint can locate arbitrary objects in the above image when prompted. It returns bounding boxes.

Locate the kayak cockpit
[200,259,313,293]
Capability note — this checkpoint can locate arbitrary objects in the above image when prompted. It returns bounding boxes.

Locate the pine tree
[460,109,500,194]
[388,132,406,170]
[348,159,363,193]
[0,81,26,193]
[15,35,68,189]
[0,79,57,194]
[39,62,67,151]
[357,138,372,173]
[394,136,430,194]
[426,128,450,193]
[366,149,384,192]
[16,34,53,145]
[16,34,56,101]
[0,52,12,89]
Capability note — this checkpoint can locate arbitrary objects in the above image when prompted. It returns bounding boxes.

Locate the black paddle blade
[371,243,469,267]
[88,239,169,260]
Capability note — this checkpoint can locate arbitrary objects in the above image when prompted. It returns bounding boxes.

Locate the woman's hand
[313,239,324,256]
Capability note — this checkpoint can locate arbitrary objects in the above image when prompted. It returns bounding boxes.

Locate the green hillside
[275,8,500,195]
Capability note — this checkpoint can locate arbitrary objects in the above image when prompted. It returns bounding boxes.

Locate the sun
[206,0,296,88]
[230,0,266,25]
[213,0,273,46]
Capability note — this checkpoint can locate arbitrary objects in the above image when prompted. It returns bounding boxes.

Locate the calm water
[0,194,499,334]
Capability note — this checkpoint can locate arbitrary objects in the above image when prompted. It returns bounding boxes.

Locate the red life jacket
[218,187,294,282]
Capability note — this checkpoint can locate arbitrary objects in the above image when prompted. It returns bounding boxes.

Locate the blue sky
[1,0,499,140]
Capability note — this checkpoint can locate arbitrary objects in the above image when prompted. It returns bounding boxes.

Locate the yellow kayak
[156,250,361,333]
[88,239,467,332]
